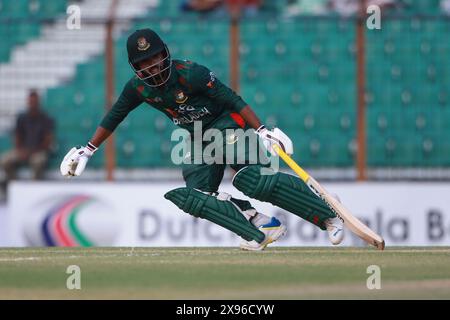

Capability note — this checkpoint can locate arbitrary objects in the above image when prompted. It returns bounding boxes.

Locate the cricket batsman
[60,29,343,250]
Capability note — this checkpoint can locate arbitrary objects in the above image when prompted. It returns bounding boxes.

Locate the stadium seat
[0,0,67,62]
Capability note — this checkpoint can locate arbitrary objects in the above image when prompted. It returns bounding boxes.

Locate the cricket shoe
[324,216,344,245]
[324,193,345,245]
[240,217,287,251]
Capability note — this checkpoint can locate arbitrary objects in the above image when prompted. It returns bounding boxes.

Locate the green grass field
[0,247,449,299]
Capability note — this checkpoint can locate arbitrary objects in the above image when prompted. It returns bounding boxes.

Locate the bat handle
[272,144,310,182]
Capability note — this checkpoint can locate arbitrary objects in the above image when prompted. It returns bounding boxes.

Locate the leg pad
[165,187,265,242]
[233,165,335,230]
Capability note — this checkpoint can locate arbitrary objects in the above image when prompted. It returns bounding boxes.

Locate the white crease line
[0,253,162,262]
[0,257,41,262]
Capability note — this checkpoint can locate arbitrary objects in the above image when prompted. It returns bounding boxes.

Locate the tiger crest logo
[175,90,188,104]
[137,37,150,51]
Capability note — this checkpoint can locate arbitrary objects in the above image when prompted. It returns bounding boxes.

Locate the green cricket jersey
[100,59,249,134]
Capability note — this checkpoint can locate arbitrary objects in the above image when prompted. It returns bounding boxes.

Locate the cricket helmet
[127,28,172,87]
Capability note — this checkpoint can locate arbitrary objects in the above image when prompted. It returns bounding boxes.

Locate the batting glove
[60,142,97,177]
[256,125,294,156]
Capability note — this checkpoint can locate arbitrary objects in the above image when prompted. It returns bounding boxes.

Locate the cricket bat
[272,144,385,250]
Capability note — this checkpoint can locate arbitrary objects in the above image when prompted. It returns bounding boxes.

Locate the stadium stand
[0,0,68,62]
[0,0,449,173]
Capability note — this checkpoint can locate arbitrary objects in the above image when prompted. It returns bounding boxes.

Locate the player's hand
[256,125,294,156]
[60,142,97,177]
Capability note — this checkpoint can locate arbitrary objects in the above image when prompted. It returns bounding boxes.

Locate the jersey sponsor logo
[165,104,195,118]
[137,37,150,51]
[172,106,211,125]
[175,90,188,104]
[176,104,195,113]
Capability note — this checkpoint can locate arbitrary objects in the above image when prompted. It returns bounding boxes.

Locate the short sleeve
[191,63,248,112]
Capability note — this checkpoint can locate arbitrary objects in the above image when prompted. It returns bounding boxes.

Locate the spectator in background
[180,0,224,13]
[180,0,263,17]
[0,90,54,187]
[330,0,397,16]
[226,0,262,17]
[284,0,330,17]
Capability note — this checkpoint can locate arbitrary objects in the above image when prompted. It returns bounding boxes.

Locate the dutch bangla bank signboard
[7,181,450,247]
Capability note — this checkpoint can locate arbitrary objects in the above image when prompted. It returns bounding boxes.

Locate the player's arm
[239,105,262,130]
[88,126,112,148]
[60,80,143,177]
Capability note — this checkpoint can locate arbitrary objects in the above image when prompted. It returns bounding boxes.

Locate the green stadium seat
[0,0,29,18]
[0,1,67,62]
[36,0,67,18]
